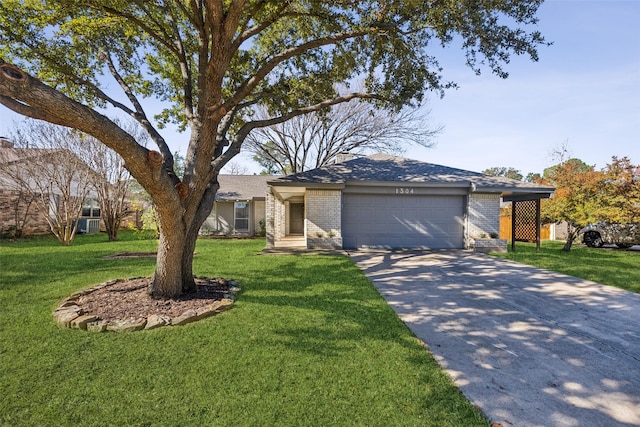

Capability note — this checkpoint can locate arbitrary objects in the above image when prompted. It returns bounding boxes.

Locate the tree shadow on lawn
[235,255,430,359]
[0,249,156,295]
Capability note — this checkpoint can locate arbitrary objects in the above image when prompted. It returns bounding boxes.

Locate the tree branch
[102,53,174,168]
[211,92,379,173]
[235,1,294,49]
[247,92,381,129]
[0,61,176,202]
[0,95,56,123]
[97,3,181,56]
[223,29,371,112]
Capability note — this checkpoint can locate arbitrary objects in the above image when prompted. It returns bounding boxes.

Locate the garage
[342,193,465,249]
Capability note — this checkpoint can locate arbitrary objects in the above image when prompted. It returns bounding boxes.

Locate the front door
[289,203,304,235]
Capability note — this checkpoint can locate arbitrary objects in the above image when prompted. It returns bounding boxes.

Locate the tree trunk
[104,211,119,241]
[148,197,209,298]
[181,228,198,293]
[150,226,187,298]
[562,234,575,252]
[107,226,118,241]
[562,224,578,252]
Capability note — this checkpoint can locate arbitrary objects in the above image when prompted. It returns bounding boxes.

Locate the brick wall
[265,191,286,247]
[306,189,341,236]
[467,193,501,238]
[305,189,342,248]
[0,189,51,235]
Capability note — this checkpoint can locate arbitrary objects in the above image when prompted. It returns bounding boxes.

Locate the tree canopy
[0,0,548,297]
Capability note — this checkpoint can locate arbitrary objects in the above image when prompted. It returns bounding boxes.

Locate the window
[82,198,101,218]
[234,202,249,232]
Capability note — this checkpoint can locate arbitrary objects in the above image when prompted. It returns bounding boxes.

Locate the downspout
[465,182,477,249]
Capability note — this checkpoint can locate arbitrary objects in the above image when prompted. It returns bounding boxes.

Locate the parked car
[582,223,640,248]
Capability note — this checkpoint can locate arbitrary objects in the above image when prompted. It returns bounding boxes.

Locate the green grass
[0,232,486,426]
[491,240,640,294]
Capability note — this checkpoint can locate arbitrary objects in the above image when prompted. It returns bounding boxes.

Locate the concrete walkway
[348,250,640,427]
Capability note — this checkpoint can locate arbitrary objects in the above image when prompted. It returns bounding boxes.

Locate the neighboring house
[0,137,101,236]
[200,174,272,236]
[265,154,554,250]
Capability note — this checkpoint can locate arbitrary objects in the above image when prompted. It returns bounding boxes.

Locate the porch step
[274,236,306,248]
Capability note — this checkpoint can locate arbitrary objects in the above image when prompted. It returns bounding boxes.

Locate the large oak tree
[0,0,547,298]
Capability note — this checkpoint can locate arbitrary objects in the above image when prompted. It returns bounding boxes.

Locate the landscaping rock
[106,318,147,332]
[58,299,79,308]
[86,320,108,333]
[172,309,199,326]
[54,307,81,327]
[196,303,222,318]
[144,314,170,330]
[216,298,234,311]
[70,315,99,330]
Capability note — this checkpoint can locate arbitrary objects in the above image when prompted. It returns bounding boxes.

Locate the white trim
[233,201,250,232]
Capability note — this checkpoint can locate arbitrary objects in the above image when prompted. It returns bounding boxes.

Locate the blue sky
[1,0,638,176]
[412,0,640,176]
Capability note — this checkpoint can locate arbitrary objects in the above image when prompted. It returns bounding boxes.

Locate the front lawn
[491,240,639,294]
[0,233,486,426]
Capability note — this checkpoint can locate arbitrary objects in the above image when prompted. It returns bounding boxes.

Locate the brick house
[265,154,554,250]
[0,137,101,236]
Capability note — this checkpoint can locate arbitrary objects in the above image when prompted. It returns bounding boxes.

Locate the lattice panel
[514,200,538,242]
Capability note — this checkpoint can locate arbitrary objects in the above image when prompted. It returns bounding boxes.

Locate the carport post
[511,201,516,251]
[536,199,541,252]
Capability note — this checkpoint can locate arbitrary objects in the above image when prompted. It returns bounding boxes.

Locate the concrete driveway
[348,250,640,427]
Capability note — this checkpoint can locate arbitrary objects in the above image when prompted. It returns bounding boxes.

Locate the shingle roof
[268,154,553,193]
[216,174,273,201]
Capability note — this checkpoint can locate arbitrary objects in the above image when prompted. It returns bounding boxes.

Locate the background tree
[483,166,524,181]
[540,159,601,251]
[172,151,186,179]
[247,99,440,174]
[0,1,548,298]
[537,156,640,251]
[252,141,292,175]
[84,120,149,241]
[223,161,249,175]
[4,188,36,238]
[1,121,93,245]
[598,156,640,225]
[542,158,592,181]
[525,172,542,183]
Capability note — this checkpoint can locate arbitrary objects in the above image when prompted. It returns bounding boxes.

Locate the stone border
[53,278,239,333]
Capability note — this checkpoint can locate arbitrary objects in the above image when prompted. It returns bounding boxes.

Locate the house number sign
[395,187,414,194]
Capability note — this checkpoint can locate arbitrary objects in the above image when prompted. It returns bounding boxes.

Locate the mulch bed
[76,277,235,322]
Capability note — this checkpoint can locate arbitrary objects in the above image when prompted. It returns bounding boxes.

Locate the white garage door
[342,194,465,249]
